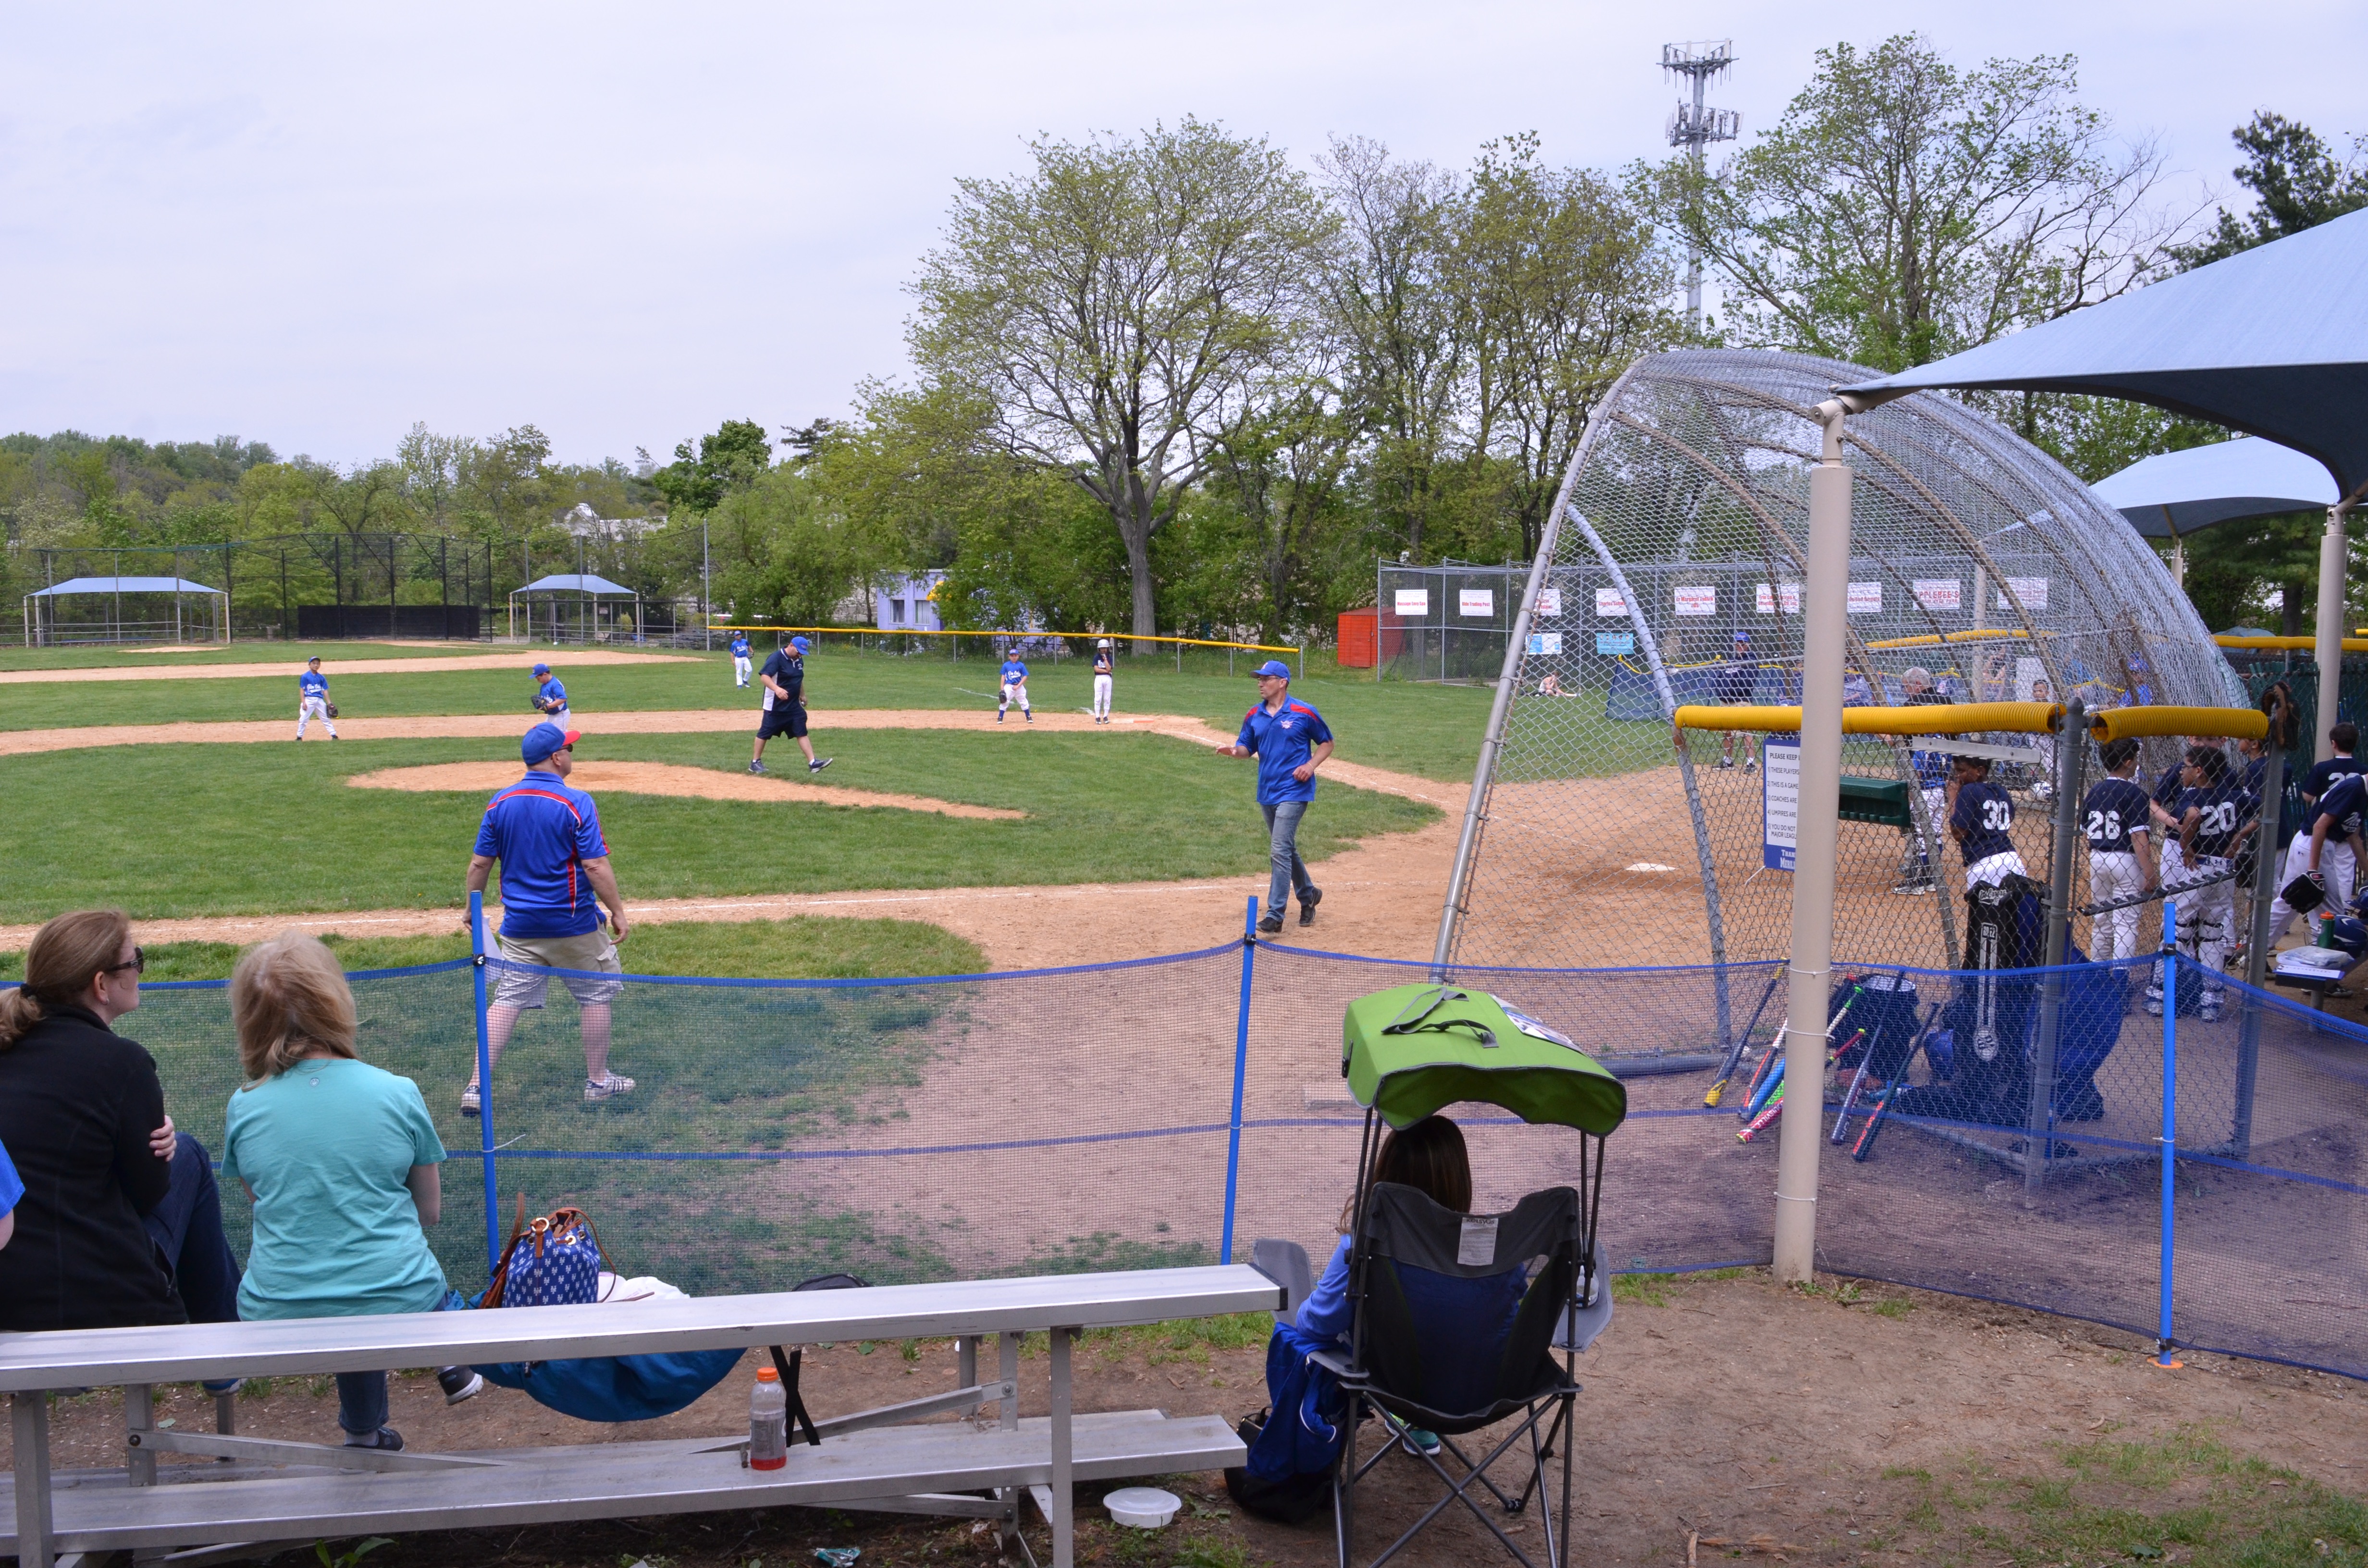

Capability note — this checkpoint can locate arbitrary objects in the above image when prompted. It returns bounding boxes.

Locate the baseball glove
[325,703,339,719]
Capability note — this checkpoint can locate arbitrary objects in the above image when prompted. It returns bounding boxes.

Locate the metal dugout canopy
[2093,438,2338,540]
[24,575,229,645]
[509,572,642,643]
[1842,207,2368,756]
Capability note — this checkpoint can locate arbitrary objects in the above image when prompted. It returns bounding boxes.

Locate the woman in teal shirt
[222,933,480,1450]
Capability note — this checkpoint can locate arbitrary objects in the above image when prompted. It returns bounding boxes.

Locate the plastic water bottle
[749,1366,788,1470]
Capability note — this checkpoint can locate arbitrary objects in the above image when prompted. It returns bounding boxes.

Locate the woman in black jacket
[0,908,240,1335]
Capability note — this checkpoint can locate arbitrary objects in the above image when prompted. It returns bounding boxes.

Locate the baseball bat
[1742,1052,1786,1120]
[1850,1087,1893,1162]
[1830,1041,1875,1145]
[1705,969,1785,1107]
[1737,1085,1785,1143]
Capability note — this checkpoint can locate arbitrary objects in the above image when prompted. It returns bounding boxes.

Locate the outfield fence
[129,907,2367,1381]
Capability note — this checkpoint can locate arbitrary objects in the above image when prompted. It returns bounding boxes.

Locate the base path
[0,710,1466,968]
[0,650,695,685]
[347,760,1024,820]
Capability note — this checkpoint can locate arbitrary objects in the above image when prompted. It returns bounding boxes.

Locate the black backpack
[1222,1409,1334,1525]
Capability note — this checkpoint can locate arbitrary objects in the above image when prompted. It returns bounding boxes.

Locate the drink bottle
[750,1366,788,1470]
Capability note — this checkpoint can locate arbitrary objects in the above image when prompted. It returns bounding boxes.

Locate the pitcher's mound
[346,760,1024,820]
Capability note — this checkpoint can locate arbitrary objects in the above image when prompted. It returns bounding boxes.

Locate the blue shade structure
[1841,207,2368,503]
[2093,438,2339,539]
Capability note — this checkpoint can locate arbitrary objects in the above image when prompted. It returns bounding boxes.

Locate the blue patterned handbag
[483,1197,608,1308]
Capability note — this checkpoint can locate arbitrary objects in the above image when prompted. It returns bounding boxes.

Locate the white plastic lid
[1103,1486,1181,1528]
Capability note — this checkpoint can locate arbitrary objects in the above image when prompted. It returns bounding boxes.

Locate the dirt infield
[0,649,695,685]
[346,759,1026,820]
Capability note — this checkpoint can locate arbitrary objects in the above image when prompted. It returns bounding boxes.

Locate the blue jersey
[1093,650,1113,675]
[1236,697,1334,805]
[298,670,329,699]
[760,649,802,708]
[0,1137,21,1220]
[475,773,610,939]
[2314,773,2368,842]
[2301,756,2364,803]
[730,636,749,659]
[999,660,1029,685]
[2180,779,2256,860]
[1951,780,2017,864]
[2081,777,2150,854]
[536,677,568,711]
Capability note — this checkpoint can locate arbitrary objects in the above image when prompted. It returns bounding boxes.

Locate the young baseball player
[296,656,339,741]
[2080,737,2157,964]
[1091,639,1114,723]
[730,633,752,688]
[1949,755,2025,888]
[1714,631,1757,772]
[997,654,1032,723]
[2162,745,2257,1022]
[2292,770,2368,936]
[751,635,830,775]
[1894,667,1948,895]
[2267,722,2367,941]
[530,663,571,728]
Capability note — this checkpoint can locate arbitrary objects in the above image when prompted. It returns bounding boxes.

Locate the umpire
[461,722,635,1115]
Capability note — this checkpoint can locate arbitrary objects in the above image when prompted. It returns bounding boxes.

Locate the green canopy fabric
[1340,984,1628,1137]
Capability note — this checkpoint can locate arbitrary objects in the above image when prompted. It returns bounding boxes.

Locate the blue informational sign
[1595,632,1635,655]
[1763,735,1800,871]
[1526,631,1564,656]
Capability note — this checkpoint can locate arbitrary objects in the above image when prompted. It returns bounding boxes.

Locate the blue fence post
[1220,896,1258,1265]
[470,890,501,1278]
[2155,899,2182,1369]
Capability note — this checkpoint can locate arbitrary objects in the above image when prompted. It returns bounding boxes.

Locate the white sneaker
[461,1084,481,1117]
[586,1073,636,1102]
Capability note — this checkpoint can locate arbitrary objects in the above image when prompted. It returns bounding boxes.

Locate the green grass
[1,644,1496,782]
[0,729,1435,921]
[1876,1433,2368,1567]
[0,918,986,980]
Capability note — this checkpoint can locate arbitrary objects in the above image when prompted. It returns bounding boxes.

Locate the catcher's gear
[325,703,339,719]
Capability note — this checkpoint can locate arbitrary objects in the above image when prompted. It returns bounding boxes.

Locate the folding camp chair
[1316,981,1627,1568]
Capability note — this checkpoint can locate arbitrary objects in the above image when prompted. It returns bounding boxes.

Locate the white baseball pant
[2085,849,2146,963]
[1092,674,1113,719]
[297,696,337,739]
[2266,830,2357,942]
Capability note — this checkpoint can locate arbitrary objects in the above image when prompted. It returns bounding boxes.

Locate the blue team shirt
[536,677,568,711]
[1093,650,1113,675]
[730,636,750,659]
[2315,773,2368,841]
[475,773,610,938]
[760,649,802,708]
[1236,697,1334,805]
[2081,777,2151,854]
[2302,756,2365,801]
[298,670,329,699]
[1000,660,1029,684]
[1951,780,2017,864]
[2179,778,2257,859]
[0,1138,21,1219]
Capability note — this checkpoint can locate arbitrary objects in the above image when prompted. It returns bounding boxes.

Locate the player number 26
[2084,808,2121,842]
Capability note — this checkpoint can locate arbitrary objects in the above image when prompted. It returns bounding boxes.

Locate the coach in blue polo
[460,721,635,1116]
[1219,661,1334,934]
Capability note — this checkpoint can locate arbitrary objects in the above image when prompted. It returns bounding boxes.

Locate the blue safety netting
[123,942,2367,1381]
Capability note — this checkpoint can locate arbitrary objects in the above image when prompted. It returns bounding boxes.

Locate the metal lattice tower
[1663,40,1739,337]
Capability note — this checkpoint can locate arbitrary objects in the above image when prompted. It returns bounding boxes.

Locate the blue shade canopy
[26,576,225,596]
[516,573,637,596]
[2093,438,2339,538]
[1842,208,2368,501]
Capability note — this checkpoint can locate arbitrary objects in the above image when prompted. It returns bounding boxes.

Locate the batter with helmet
[1090,639,1115,723]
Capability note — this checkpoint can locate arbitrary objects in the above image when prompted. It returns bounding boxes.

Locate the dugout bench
[2,1265,1280,1568]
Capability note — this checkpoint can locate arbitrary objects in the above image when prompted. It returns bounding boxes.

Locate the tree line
[6,34,2360,644]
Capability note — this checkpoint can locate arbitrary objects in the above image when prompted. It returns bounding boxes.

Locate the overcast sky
[3,1,2360,467]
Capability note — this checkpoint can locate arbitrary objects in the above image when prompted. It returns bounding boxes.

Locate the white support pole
[2315,503,2350,763]
[1773,399,1855,1283]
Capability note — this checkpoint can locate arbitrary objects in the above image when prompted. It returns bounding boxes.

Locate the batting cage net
[128,938,2367,1382]
[1439,350,2252,1017]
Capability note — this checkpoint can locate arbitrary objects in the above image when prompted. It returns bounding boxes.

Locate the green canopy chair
[1258,982,1628,1568]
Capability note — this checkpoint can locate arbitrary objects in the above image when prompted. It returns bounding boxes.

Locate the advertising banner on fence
[1595,588,1627,616]
[1460,588,1495,617]
[1755,582,1802,614]
[1999,577,2049,610]
[1394,589,1429,616]
[1535,586,1562,618]
[1913,579,1961,611]
[1596,631,1634,654]
[1848,581,1883,614]
[1763,735,1800,870]
[1527,631,1564,656]
[1674,585,1716,617]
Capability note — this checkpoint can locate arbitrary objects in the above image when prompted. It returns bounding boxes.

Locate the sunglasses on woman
[108,947,146,975]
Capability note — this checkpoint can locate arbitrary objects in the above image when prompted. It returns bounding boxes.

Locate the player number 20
[2200,802,2238,835]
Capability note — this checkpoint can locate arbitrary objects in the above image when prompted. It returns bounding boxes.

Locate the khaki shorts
[492,928,624,1009]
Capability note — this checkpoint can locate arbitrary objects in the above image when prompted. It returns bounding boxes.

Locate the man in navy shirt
[1219,661,1334,933]
[750,636,830,776]
[462,722,635,1114]
[1949,755,2025,888]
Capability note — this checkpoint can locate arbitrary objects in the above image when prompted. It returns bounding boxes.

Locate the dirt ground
[10,1270,2362,1567]
[347,759,1026,820]
[0,649,693,684]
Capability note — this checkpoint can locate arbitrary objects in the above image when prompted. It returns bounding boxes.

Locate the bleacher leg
[998,1333,1019,1431]
[125,1384,156,1487]
[1050,1326,1075,1568]
[12,1390,55,1568]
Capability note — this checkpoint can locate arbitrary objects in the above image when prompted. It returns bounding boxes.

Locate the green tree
[908,118,1335,644]
[1641,35,2189,371]
[2179,112,2368,267]
[705,466,899,627]
[651,420,771,515]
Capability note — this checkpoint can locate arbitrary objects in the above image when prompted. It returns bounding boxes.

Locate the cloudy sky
[3,1,2359,466]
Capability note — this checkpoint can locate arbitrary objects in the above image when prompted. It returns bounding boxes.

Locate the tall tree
[651,420,772,515]
[908,118,1335,642]
[2179,112,2368,267]
[1642,35,2191,370]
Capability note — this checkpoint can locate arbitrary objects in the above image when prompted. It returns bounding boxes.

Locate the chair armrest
[1304,1346,1362,1384]
[1251,1238,1316,1329]
[1555,1240,1616,1353]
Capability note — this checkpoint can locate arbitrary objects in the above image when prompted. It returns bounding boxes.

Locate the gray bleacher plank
[2,1410,1243,1554]
[0,1266,1281,1391]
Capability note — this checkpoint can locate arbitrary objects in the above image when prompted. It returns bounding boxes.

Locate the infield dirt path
[0,710,1471,967]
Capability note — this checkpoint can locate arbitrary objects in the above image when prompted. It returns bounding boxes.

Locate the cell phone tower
[1663,40,1739,337]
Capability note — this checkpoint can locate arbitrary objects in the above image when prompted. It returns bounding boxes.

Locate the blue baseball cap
[1251,660,1292,679]
[531,662,551,676]
[522,722,580,764]
[790,636,811,652]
